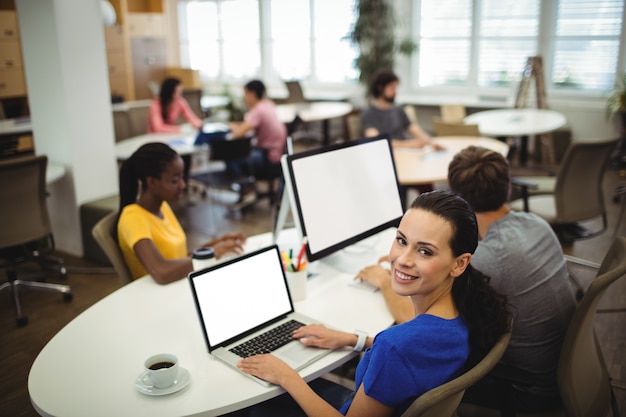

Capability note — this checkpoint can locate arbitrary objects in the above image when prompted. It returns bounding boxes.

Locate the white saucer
[135,367,191,396]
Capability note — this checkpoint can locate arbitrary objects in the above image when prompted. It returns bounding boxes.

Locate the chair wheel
[17,316,28,327]
[63,292,73,302]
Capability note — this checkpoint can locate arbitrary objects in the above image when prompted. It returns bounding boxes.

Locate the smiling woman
[234,190,510,417]
[115,143,247,285]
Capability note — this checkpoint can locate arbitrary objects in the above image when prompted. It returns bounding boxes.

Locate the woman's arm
[149,101,182,133]
[237,356,393,417]
[358,263,415,324]
[133,239,193,284]
[178,98,203,129]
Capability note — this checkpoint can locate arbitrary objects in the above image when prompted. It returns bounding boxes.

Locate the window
[179,0,260,80]
[552,0,624,90]
[414,0,625,92]
[178,0,357,83]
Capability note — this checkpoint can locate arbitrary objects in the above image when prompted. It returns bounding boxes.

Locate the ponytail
[452,264,510,369]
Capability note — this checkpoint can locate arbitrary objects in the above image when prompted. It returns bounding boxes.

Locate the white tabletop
[46,162,66,184]
[394,136,509,186]
[201,95,230,110]
[29,228,395,417]
[276,101,353,124]
[115,132,196,160]
[463,108,566,137]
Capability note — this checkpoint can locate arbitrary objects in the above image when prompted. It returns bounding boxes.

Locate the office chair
[510,138,619,243]
[92,211,133,285]
[458,236,626,417]
[343,109,363,141]
[252,136,290,206]
[433,120,480,137]
[190,137,255,211]
[401,330,512,417]
[182,88,204,119]
[439,104,468,124]
[284,80,308,104]
[0,155,72,327]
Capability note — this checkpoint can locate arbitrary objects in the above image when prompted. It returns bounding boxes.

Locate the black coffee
[148,361,174,370]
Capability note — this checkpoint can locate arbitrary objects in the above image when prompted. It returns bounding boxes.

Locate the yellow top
[117,202,187,279]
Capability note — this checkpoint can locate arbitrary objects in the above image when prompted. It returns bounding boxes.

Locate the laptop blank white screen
[191,247,292,347]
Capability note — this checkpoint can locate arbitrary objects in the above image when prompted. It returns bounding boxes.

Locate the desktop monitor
[280,135,404,273]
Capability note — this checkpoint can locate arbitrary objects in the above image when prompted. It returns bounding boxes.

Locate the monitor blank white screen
[288,137,403,259]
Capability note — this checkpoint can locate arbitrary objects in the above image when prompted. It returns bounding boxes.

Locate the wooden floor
[1,143,625,416]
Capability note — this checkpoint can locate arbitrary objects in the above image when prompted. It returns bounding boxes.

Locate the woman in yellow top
[116,142,246,284]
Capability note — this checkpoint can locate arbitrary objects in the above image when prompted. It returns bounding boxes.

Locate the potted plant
[606,73,626,121]
[348,0,417,88]
[606,73,626,163]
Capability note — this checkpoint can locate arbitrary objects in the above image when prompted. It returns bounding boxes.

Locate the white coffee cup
[144,353,179,389]
[286,269,307,301]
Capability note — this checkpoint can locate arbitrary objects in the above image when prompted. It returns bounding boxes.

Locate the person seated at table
[235,190,510,417]
[115,142,246,285]
[361,70,442,150]
[358,146,575,413]
[148,77,206,191]
[227,80,288,204]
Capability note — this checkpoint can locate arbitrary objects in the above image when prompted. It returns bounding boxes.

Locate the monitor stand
[320,233,388,275]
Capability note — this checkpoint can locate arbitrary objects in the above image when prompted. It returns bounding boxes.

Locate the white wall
[16,0,119,256]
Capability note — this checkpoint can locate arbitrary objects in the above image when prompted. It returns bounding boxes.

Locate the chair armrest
[511,177,539,212]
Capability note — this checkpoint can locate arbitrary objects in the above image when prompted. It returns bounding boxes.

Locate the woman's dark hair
[159,77,182,123]
[369,70,399,98]
[114,142,179,241]
[410,190,510,367]
[244,79,266,100]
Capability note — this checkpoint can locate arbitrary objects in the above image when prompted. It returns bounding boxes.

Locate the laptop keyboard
[229,320,305,358]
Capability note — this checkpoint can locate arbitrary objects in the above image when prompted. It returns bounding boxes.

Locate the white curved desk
[115,132,198,161]
[29,229,395,417]
[393,136,509,186]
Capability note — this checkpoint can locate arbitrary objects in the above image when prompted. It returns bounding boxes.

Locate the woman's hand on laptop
[237,354,298,387]
[293,324,358,350]
[203,232,246,259]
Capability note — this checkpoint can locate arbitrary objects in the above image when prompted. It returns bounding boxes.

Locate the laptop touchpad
[279,343,319,363]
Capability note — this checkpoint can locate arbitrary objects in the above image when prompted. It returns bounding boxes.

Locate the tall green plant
[348,0,417,87]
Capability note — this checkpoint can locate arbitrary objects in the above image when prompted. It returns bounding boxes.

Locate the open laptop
[188,245,333,386]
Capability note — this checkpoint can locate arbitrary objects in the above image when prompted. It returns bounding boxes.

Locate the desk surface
[464,108,567,137]
[394,136,509,186]
[46,162,66,184]
[275,101,353,124]
[29,229,395,417]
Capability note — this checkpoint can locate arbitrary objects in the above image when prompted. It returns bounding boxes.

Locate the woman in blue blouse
[236,190,510,417]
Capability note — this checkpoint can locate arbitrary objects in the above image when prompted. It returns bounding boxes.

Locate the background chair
[182,88,204,119]
[343,109,363,141]
[0,155,72,327]
[458,236,626,417]
[440,104,468,124]
[510,138,619,243]
[190,137,255,211]
[91,211,133,285]
[433,120,480,137]
[401,330,512,417]
[284,80,308,104]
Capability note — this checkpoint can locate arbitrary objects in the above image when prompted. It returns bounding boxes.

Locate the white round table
[276,101,353,146]
[464,108,566,137]
[464,108,566,165]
